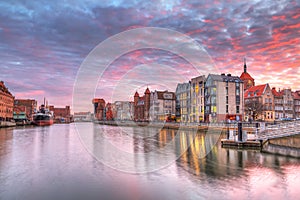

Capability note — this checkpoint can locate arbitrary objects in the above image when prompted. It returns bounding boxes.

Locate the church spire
[244,57,247,73]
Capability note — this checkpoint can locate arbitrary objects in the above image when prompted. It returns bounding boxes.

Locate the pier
[221,120,300,156]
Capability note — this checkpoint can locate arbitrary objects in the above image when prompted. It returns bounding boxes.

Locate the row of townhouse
[176,59,300,123]
[176,73,244,123]
[93,61,299,123]
[92,98,135,121]
[93,89,177,122]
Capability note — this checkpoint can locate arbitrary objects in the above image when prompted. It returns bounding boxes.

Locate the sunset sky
[0,0,299,112]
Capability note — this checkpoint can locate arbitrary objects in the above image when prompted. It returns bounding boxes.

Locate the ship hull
[33,119,54,126]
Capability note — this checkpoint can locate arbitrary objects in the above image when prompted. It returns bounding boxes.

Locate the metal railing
[257,120,300,140]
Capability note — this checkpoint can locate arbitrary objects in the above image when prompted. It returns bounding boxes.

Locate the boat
[33,104,54,126]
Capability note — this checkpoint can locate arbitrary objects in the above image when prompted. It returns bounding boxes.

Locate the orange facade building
[0,81,14,121]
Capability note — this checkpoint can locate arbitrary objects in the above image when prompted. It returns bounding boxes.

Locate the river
[0,123,299,200]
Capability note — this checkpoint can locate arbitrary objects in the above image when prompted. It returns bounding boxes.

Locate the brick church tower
[240,58,255,90]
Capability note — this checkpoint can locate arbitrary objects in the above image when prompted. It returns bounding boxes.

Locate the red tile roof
[244,84,267,98]
[134,91,139,97]
[271,87,281,97]
[293,91,300,100]
[240,72,254,81]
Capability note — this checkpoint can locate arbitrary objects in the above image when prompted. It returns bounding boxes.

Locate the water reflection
[0,123,300,199]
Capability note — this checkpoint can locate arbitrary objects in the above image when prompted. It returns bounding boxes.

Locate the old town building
[205,74,244,123]
[175,82,191,123]
[49,105,72,123]
[149,90,176,121]
[272,88,295,119]
[190,75,205,123]
[133,88,150,121]
[293,90,300,118]
[0,81,14,121]
[92,98,106,120]
[240,59,255,91]
[114,101,134,121]
[14,99,37,121]
[244,84,274,121]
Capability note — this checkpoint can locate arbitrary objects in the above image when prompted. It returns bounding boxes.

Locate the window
[226,87,228,95]
[236,106,240,113]
[226,105,229,113]
[236,96,240,104]
[226,96,228,104]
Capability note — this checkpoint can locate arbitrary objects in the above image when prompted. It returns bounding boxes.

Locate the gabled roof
[155,91,176,100]
[244,84,268,98]
[240,72,254,81]
[271,87,282,97]
[293,91,300,100]
[134,91,139,97]
[145,87,150,94]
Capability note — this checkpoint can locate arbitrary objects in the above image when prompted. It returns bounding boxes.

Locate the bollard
[238,122,243,141]
[227,127,229,139]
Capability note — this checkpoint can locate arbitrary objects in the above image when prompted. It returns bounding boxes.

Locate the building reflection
[155,128,300,178]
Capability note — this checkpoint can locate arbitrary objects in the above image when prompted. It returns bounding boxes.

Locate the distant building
[14,99,37,121]
[240,59,255,91]
[92,98,106,120]
[149,90,176,121]
[205,74,244,123]
[245,84,274,121]
[133,88,150,121]
[190,75,205,123]
[175,82,191,123]
[49,105,71,123]
[114,101,134,121]
[293,90,300,118]
[0,81,14,121]
[73,112,92,122]
[105,103,114,120]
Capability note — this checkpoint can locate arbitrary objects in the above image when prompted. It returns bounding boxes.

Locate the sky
[0,0,299,112]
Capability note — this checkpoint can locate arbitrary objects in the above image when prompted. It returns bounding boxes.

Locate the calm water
[0,123,300,200]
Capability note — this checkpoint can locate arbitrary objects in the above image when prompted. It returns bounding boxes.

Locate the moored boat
[33,104,54,126]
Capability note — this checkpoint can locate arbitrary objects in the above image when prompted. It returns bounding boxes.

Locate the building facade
[92,98,106,120]
[149,90,176,121]
[244,84,274,121]
[205,74,244,123]
[190,75,205,123]
[272,88,295,119]
[0,81,14,121]
[175,82,191,123]
[293,90,300,118]
[49,105,72,123]
[14,99,37,121]
[133,88,150,121]
[114,101,134,121]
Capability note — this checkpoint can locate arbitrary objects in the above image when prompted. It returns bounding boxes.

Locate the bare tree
[244,98,264,121]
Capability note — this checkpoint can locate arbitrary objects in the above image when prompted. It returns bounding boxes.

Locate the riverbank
[0,121,16,128]
[94,120,259,133]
